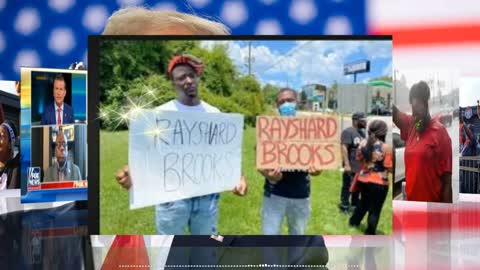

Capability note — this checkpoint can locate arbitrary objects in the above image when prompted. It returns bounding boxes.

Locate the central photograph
[93,36,393,235]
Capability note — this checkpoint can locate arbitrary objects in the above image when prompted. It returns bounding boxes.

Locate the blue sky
[201,40,392,91]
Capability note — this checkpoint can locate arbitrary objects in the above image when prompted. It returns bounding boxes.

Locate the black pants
[340,172,359,210]
[349,182,389,235]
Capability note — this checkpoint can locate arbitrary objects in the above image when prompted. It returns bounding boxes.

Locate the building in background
[369,80,393,115]
[301,83,328,111]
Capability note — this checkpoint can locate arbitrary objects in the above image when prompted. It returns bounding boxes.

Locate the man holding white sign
[116,55,247,235]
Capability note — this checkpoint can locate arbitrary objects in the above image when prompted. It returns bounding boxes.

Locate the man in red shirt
[393,81,452,203]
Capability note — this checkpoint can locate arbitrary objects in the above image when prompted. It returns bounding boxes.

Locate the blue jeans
[262,194,310,235]
[155,193,220,235]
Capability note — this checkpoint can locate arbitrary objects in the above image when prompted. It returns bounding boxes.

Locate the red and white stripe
[368,0,480,75]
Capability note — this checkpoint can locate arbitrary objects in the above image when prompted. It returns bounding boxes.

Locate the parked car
[393,128,405,184]
[371,106,392,116]
[393,127,406,199]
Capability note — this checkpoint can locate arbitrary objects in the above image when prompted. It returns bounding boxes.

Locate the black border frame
[88,35,393,235]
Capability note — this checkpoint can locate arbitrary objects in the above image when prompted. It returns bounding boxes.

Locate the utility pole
[244,41,254,76]
[248,41,252,76]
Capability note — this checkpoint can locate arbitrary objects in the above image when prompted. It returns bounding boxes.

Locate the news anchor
[41,74,75,125]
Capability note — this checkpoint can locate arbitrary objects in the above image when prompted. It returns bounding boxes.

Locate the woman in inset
[349,119,392,235]
[0,120,20,189]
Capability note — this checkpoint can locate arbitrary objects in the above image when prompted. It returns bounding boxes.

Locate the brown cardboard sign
[256,115,341,170]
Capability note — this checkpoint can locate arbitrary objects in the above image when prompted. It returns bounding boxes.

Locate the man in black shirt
[339,112,367,213]
[258,88,322,235]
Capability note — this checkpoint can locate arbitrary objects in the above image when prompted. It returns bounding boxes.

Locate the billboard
[344,60,370,75]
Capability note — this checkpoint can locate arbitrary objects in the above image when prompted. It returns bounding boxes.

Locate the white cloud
[361,40,392,59]
[199,41,249,72]
[251,45,284,71]
[200,40,391,88]
[202,41,280,75]
[278,41,390,85]
[382,60,392,76]
[259,41,358,85]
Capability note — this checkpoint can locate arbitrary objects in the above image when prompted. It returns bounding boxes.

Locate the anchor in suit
[41,74,75,125]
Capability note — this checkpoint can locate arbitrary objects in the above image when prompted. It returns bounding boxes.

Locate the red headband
[167,55,204,77]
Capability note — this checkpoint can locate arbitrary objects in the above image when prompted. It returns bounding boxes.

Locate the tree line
[98,40,281,130]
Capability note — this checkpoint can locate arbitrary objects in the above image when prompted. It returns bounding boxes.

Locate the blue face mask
[278,102,297,116]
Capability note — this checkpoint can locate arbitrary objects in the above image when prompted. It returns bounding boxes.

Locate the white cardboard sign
[128,110,244,209]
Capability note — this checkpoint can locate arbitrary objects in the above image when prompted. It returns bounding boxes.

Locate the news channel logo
[28,167,41,188]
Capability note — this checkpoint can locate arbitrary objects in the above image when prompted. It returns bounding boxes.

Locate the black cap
[352,112,366,121]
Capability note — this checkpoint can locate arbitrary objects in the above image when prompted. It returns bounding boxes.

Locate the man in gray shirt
[339,112,366,213]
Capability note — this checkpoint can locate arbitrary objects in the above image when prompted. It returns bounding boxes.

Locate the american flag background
[0,0,366,80]
[1,0,480,269]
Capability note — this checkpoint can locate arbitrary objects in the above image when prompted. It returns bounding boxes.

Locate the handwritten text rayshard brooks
[256,115,340,170]
[150,118,239,191]
[129,111,243,208]
[153,118,238,147]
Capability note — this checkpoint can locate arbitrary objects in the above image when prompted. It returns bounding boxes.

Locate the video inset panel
[21,68,88,203]
[30,71,87,126]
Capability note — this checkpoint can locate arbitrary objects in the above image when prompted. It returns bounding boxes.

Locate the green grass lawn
[100,127,392,235]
